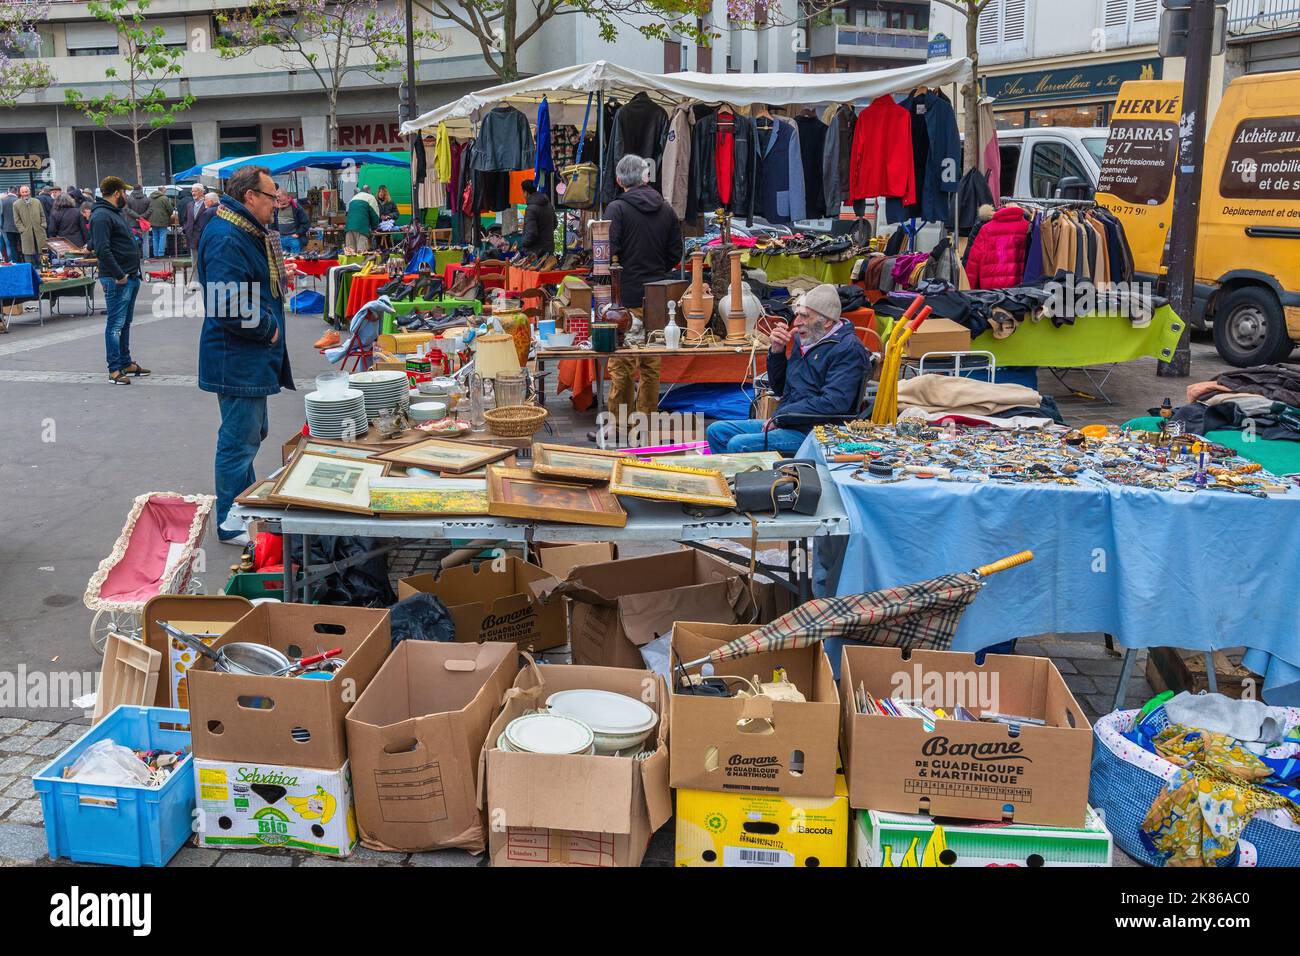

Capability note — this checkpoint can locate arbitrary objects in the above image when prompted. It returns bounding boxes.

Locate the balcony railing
[1227,0,1300,35]
[810,24,928,60]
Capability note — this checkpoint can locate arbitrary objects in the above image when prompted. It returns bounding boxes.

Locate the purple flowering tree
[0,0,52,107]
[217,0,442,151]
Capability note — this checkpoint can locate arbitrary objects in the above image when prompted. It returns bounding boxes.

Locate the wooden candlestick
[724,249,748,343]
[680,250,713,342]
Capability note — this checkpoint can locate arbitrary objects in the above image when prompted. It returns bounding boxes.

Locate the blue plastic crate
[32,706,195,867]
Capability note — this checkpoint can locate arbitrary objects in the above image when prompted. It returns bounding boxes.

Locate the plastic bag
[67,739,152,787]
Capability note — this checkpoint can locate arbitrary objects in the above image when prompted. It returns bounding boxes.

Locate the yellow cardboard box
[675,775,849,867]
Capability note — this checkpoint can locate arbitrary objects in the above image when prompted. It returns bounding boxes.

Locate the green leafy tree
[0,0,53,107]
[64,0,195,185]
[217,0,442,152]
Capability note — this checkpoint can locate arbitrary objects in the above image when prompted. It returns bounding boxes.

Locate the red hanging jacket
[849,95,916,205]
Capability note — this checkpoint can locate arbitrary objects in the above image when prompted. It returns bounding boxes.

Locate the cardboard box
[840,645,1093,828]
[345,641,517,853]
[904,316,972,358]
[1146,646,1259,699]
[195,757,358,857]
[480,663,672,867]
[641,278,689,333]
[852,805,1113,867]
[398,557,564,652]
[142,594,252,708]
[676,774,849,867]
[187,603,390,769]
[532,541,617,581]
[553,548,753,670]
[669,621,840,798]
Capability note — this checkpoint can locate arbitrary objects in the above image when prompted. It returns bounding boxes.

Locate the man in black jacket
[605,154,682,423]
[90,177,149,385]
[519,179,555,262]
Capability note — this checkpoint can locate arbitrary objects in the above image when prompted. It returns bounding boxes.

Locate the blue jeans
[1,232,17,263]
[101,277,141,372]
[215,394,269,539]
[151,227,168,257]
[706,419,807,455]
[280,235,302,255]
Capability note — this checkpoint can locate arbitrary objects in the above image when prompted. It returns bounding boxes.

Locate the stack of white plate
[305,388,368,439]
[349,370,410,422]
[498,713,595,755]
[546,689,658,755]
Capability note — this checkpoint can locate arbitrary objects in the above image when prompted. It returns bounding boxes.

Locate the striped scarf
[216,205,285,300]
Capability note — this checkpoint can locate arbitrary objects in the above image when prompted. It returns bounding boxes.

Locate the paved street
[0,276,1236,865]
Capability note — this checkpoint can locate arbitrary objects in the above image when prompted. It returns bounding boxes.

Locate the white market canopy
[401,57,973,134]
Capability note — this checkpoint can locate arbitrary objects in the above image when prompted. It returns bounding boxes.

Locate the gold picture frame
[531,442,635,482]
[234,478,279,507]
[369,437,514,474]
[607,459,735,508]
[294,437,384,462]
[369,477,489,517]
[267,452,390,514]
[487,466,627,527]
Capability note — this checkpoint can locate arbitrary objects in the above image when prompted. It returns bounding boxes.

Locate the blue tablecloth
[804,434,1300,705]
[0,263,39,299]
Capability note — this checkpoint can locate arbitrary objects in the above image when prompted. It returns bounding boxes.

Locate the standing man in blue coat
[197,165,294,546]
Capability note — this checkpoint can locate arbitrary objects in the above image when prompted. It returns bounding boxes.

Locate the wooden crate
[1145,647,1259,699]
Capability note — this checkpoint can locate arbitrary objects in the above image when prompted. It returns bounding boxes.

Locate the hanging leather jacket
[689,109,756,223]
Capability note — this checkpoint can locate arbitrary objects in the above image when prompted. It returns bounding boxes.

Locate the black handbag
[732,459,822,516]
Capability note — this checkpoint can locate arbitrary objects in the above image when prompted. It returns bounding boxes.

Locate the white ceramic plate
[349,371,408,386]
[545,689,657,735]
[504,713,595,755]
[305,388,364,404]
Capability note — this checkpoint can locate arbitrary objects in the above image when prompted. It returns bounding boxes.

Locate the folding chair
[336,308,385,373]
[477,258,508,290]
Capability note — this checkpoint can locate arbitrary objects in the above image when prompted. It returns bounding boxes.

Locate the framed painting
[531,442,634,482]
[607,459,735,508]
[267,452,390,514]
[368,477,489,516]
[370,437,513,474]
[294,438,384,462]
[486,466,627,527]
[234,478,279,507]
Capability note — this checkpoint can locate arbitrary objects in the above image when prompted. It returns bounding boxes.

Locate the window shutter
[1003,0,1027,43]
[64,21,121,50]
[1133,0,1159,21]
[977,0,1001,47]
[1103,0,1129,30]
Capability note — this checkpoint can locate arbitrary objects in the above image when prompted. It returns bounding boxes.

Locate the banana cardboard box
[852,806,1113,867]
[195,758,359,857]
[675,775,850,867]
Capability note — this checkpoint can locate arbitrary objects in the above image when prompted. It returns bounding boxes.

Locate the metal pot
[155,621,293,676]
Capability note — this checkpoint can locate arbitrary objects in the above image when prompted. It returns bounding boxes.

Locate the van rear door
[1096,80,1181,278]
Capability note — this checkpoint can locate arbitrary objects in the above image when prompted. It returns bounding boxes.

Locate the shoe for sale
[109,370,132,385]
[394,313,419,329]
[122,361,151,377]
[314,329,341,348]
[220,532,251,547]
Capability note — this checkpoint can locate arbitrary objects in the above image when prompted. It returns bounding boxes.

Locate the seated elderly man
[706,283,870,455]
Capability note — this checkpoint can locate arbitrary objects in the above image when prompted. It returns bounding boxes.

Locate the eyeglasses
[252,189,278,201]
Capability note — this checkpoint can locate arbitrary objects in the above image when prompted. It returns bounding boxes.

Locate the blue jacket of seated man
[197,195,294,398]
[767,321,870,430]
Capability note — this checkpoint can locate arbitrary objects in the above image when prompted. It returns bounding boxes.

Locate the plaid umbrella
[681,552,1033,668]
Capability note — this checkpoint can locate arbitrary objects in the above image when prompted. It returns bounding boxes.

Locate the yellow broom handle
[975,551,1034,576]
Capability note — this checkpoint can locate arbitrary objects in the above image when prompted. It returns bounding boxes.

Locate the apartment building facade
[0,0,798,188]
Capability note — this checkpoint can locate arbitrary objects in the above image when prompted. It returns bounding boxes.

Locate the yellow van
[1098,73,1300,367]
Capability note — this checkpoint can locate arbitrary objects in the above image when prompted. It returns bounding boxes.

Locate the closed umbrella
[679,551,1034,669]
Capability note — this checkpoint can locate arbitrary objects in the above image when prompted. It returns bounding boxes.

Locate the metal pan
[155,620,294,676]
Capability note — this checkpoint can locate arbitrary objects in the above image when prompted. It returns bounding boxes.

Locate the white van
[995,127,1108,202]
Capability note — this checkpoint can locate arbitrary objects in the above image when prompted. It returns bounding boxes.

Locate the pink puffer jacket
[966,206,1030,290]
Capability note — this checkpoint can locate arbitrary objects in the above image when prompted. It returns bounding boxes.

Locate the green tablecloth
[747,253,856,286]
[1124,415,1300,475]
[973,305,1185,369]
